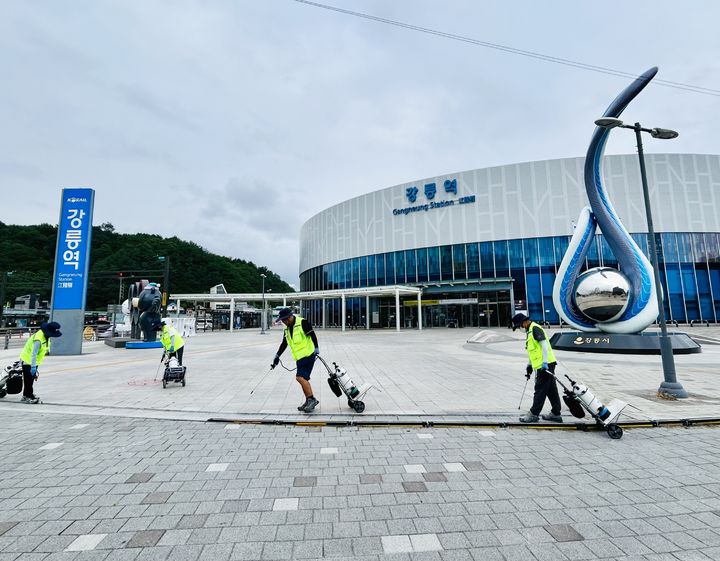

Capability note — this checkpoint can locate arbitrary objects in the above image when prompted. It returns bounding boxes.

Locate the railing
[1,327,32,350]
[1,324,116,349]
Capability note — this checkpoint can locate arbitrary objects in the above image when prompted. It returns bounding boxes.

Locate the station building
[299,154,720,329]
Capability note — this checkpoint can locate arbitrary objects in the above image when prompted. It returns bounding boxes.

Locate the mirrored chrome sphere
[573,267,630,323]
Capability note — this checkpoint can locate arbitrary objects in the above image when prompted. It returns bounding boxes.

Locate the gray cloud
[1,0,719,288]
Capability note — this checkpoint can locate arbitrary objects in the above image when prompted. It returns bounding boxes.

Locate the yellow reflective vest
[525,321,556,369]
[284,316,315,361]
[160,325,185,352]
[20,330,51,366]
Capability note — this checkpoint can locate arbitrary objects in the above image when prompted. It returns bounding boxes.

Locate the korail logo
[67,197,88,203]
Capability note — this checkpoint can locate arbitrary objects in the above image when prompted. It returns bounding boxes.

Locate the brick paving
[1,410,720,560]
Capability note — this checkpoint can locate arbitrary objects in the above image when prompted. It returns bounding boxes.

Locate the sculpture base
[549,331,701,354]
[105,337,132,348]
[125,341,164,349]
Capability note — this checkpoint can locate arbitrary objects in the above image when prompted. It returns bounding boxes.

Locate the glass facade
[300,232,720,327]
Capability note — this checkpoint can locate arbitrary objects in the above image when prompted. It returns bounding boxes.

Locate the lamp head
[650,127,679,139]
[594,117,624,129]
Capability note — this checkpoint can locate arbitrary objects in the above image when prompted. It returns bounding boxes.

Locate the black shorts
[295,355,316,380]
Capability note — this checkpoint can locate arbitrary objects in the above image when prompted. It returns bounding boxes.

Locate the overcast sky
[1,1,719,287]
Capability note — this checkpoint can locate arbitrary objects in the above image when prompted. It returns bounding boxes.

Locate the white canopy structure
[171,285,424,332]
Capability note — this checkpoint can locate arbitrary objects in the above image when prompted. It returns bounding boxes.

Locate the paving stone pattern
[1,410,720,560]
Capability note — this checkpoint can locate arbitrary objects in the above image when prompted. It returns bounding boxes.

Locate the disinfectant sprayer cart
[553,369,627,439]
[317,356,372,413]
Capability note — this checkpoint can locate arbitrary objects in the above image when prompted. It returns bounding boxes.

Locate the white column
[176,299,181,318]
[366,296,370,330]
[418,291,423,330]
[322,298,326,329]
[395,289,400,332]
[341,294,346,332]
[230,298,234,332]
[283,297,287,306]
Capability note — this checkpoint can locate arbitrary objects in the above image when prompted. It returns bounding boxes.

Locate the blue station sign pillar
[50,188,95,355]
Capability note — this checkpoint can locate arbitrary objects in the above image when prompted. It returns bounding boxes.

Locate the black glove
[525,365,533,379]
[271,355,279,369]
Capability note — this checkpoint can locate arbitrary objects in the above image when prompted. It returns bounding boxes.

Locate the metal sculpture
[553,67,659,334]
[128,280,163,341]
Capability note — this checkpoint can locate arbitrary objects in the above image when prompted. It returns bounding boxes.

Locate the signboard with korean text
[51,189,95,310]
[50,188,95,355]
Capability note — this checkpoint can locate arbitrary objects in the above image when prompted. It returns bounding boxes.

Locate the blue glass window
[522,238,539,268]
[542,271,558,322]
[367,255,376,287]
[508,239,524,270]
[696,268,715,321]
[440,245,453,281]
[631,233,649,260]
[453,244,467,280]
[466,243,479,278]
[494,240,509,277]
[480,242,494,278]
[377,254,386,286]
[665,264,685,322]
[405,249,417,283]
[358,256,367,287]
[526,271,542,318]
[538,238,555,269]
[417,248,428,282]
[682,262,699,320]
[385,252,395,285]
[428,247,440,282]
[395,251,406,284]
[662,233,679,262]
[554,236,569,265]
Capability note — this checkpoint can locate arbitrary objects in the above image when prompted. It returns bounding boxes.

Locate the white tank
[335,366,360,398]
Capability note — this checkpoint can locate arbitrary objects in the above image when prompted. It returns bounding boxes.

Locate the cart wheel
[162,380,167,389]
[0,390,6,399]
[181,379,186,387]
[347,399,354,408]
[606,424,623,439]
[353,401,365,413]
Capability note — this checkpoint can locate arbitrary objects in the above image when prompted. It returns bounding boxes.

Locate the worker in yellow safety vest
[271,308,320,413]
[511,312,563,423]
[19,321,62,404]
[151,320,185,365]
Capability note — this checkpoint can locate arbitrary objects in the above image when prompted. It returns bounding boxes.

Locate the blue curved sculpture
[552,67,659,334]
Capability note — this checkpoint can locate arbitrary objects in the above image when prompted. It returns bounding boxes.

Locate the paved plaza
[0,326,719,423]
[1,326,719,560]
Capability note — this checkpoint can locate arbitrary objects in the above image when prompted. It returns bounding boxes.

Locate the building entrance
[401,288,512,328]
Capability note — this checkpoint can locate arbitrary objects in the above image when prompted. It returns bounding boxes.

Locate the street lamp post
[156,256,170,315]
[595,117,687,398]
[260,273,267,335]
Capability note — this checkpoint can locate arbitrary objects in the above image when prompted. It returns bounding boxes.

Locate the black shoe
[541,413,563,423]
[21,395,40,404]
[297,398,309,411]
[303,397,319,413]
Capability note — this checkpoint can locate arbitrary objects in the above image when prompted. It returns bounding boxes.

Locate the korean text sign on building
[52,188,95,310]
